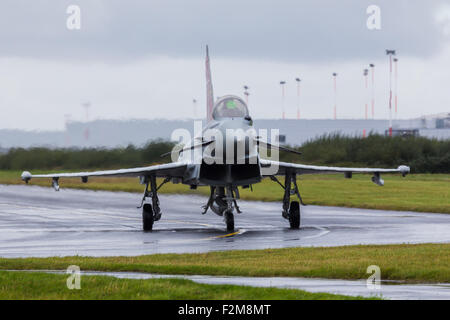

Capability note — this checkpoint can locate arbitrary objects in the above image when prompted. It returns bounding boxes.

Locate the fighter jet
[21,46,410,232]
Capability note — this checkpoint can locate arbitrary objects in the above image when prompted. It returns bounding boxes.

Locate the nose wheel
[224,210,235,232]
[203,185,240,231]
[142,203,154,231]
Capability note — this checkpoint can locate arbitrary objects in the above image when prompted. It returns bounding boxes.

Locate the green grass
[1,170,449,213]
[1,244,448,283]
[0,271,370,300]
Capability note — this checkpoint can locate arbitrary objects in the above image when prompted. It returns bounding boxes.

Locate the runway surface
[0,184,449,258]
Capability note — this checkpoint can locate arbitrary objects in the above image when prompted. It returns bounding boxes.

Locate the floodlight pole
[64,114,72,146]
[363,69,369,120]
[82,102,90,122]
[332,73,337,120]
[295,78,301,120]
[243,85,249,105]
[192,98,197,119]
[393,58,398,119]
[82,101,91,143]
[386,50,396,137]
[369,63,375,119]
[280,81,286,119]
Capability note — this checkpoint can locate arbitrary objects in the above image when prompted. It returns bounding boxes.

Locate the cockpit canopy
[212,95,249,120]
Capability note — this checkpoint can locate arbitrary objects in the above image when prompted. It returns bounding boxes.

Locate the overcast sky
[0,0,449,130]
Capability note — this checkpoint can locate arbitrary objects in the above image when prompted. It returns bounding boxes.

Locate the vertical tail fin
[205,45,214,121]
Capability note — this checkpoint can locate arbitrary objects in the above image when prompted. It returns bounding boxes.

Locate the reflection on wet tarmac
[0,184,449,258]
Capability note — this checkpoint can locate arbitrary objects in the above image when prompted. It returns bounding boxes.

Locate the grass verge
[0,171,449,213]
[0,244,448,283]
[0,271,371,300]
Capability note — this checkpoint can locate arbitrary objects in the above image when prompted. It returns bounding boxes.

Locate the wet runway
[0,184,449,258]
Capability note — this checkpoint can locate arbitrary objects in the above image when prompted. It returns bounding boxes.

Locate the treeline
[0,135,448,173]
[280,134,450,173]
[0,140,175,170]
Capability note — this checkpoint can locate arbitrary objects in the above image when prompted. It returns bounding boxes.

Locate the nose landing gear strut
[202,185,241,231]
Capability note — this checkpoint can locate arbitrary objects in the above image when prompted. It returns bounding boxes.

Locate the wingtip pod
[398,165,410,177]
[21,171,32,184]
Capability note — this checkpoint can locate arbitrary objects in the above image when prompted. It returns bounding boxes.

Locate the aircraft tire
[224,211,235,232]
[289,201,300,229]
[142,203,154,231]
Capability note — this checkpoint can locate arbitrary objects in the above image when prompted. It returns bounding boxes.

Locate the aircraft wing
[21,162,188,183]
[260,159,410,185]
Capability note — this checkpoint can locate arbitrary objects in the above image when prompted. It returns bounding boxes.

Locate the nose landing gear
[202,185,240,231]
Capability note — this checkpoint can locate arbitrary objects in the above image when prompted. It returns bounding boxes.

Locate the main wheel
[289,201,300,229]
[142,203,154,231]
[224,210,235,232]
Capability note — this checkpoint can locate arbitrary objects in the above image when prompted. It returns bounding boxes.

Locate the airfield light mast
[394,57,399,119]
[369,63,375,119]
[82,101,91,143]
[332,73,337,120]
[243,85,250,105]
[280,81,286,119]
[64,114,72,146]
[364,69,369,120]
[295,78,301,120]
[386,50,396,137]
[192,98,197,119]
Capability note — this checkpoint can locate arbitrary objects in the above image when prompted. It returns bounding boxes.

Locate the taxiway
[0,184,449,258]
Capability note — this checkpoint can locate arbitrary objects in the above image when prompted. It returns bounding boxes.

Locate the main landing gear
[139,176,170,231]
[271,172,305,229]
[202,185,241,231]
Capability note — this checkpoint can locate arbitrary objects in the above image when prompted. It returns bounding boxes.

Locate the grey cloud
[0,0,447,62]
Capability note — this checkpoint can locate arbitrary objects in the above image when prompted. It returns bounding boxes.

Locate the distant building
[0,117,449,149]
[391,112,450,138]
[417,112,450,129]
[385,129,419,137]
[435,114,450,129]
